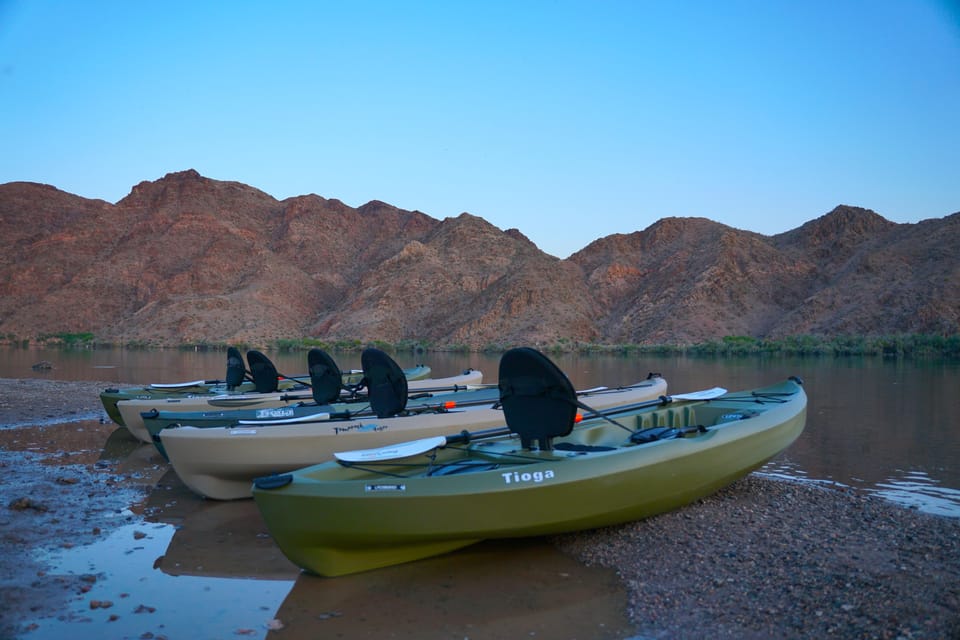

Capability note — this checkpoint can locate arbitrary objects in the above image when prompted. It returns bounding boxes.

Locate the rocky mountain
[1,170,957,348]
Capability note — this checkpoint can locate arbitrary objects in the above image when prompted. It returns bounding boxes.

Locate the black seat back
[361,348,408,418]
[225,346,246,390]
[498,347,578,450]
[247,350,279,393]
[308,348,343,404]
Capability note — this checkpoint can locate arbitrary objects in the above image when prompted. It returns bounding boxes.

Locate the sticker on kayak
[365,484,406,492]
[501,469,555,485]
[333,423,388,434]
[255,407,295,419]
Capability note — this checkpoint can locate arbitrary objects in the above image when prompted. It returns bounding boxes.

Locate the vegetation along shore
[5,332,960,359]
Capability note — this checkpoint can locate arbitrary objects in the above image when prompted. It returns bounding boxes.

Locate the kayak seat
[247,350,280,394]
[361,348,409,419]
[498,347,578,451]
[225,346,246,389]
[308,348,343,405]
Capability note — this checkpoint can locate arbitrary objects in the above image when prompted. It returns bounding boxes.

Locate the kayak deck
[253,378,806,576]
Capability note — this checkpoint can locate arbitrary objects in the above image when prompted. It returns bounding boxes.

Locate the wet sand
[1,378,958,639]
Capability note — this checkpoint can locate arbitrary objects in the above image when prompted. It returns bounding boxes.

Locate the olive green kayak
[252,348,806,577]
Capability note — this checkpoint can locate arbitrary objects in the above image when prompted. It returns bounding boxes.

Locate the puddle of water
[9,427,636,640]
[20,506,635,640]
[27,522,295,640]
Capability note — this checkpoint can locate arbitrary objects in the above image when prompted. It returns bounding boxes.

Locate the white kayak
[161,376,669,500]
[117,368,486,443]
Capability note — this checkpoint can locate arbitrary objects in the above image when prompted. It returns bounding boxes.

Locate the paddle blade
[225,346,246,389]
[247,350,279,393]
[308,348,343,404]
[498,347,578,450]
[361,348,409,418]
[672,387,727,401]
[335,436,447,463]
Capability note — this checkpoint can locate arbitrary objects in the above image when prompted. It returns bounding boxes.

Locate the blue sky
[1,1,958,257]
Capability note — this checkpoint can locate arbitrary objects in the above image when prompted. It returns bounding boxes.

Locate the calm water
[4,346,958,517]
[2,347,959,639]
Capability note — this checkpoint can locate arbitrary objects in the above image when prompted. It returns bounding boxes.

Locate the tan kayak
[161,375,668,500]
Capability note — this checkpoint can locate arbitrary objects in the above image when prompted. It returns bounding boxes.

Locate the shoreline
[1,378,958,639]
[4,334,958,359]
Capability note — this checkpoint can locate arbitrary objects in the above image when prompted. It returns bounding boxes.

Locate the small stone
[8,497,49,512]
[266,618,284,630]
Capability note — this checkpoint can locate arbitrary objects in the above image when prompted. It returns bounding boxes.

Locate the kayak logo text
[501,469,555,485]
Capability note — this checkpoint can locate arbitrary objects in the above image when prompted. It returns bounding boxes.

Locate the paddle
[146,345,252,389]
[149,379,224,389]
[203,382,499,409]
[572,387,727,433]
[333,387,728,463]
[334,426,513,463]
[585,387,727,417]
[233,395,501,427]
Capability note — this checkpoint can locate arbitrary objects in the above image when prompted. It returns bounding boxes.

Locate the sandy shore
[1,378,958,639]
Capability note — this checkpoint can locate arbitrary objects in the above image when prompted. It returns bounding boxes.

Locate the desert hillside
[1,170,957,348]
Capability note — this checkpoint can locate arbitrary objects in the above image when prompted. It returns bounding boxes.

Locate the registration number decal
[365,484,406,492]
[255,407,295,419]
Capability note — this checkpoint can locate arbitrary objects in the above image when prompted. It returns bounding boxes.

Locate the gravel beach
[1,378,958,640]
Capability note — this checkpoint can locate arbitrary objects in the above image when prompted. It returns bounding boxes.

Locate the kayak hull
[117,366,463,443]
[162,377,668,500]
[100,364,432,427]
[143,383,501,460]
[252,378,806,577]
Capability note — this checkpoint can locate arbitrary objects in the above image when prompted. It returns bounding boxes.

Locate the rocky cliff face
[1,170,957,347]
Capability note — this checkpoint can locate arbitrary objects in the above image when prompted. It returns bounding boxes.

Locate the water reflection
[29,522,295,640]
[24,462,635,640]
[268,539,634,640]
[143,472,299,580]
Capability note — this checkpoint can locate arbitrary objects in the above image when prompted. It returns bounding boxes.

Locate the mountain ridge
[1,170,957,348]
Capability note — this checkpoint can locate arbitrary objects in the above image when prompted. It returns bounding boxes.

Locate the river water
[2,346,958,639]
[6,346,958,518]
